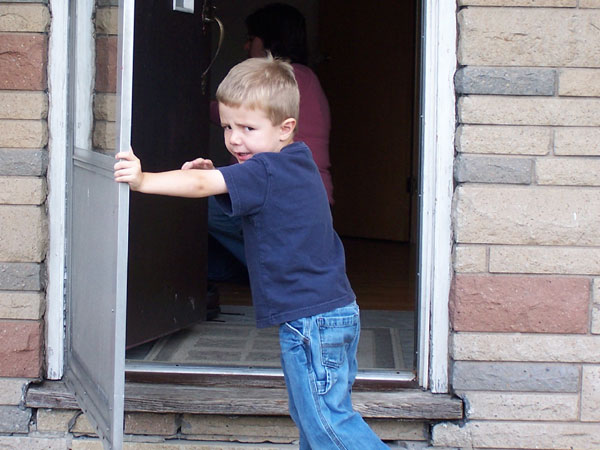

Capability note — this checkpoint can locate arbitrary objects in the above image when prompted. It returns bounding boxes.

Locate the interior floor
[127,238,416,372]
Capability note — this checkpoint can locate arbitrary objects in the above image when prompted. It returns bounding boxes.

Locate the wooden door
[126,0,212,347]
[317,0,416,242]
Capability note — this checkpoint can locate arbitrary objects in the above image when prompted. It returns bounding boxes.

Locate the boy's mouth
[235,152,252,162]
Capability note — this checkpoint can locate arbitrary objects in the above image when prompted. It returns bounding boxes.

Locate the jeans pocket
[317,313,359,369]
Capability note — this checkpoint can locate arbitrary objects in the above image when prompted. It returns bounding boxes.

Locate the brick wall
[0,0,49,438]
[433,1,600,449]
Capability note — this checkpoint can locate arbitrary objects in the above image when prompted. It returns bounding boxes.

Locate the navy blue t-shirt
[216,142,355,328]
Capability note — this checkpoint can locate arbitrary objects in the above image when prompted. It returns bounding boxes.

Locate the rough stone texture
[459,96,600,126]
[452,361,580,392]
[0,176,46,204]
[537,157,600,186]
[95,6,118,35]
[94,93,117,121]
[95,35,117,93]
[0,149,47,176]
[453,245,487,273]
[490,245,600,275]
[0,3,49,32]
[453,332,600,363]
[124,413,179,436]
[0,92,48,119]
[0,205,47,262]
[0,378,28,405]
[454,154,532,184]
[0,262,42,291]
[0,320,43,377]
[456,125,551,155]
[0,33,47,90]
[581,365,600,421]
[555,127,600,156]
[451,274,589,333]
[593,278,600,334]
[581,0,600,6]
[0,291,44,319]
[0,436,68,450]
[71,439,301,449]
[458,8,600,67]
[35,408,79,432]
[181,415,298,442]
[0,120,48,148]
[459,391,579,421]
[93,121,116,152]
[559,68,600,97]
[432,421,600,449]
[0,405,31,433]
[454,185,600,246]
[459,0,576,5]
[455,67,556,96]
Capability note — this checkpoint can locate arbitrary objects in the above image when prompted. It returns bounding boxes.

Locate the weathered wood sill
[26,381,463,421]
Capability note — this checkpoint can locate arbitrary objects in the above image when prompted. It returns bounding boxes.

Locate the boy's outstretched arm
[114,149,228,198]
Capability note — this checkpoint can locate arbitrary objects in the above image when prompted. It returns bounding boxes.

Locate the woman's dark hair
[245,3,308,65]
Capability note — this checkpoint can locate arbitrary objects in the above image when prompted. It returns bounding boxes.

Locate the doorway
[125,0,420,377]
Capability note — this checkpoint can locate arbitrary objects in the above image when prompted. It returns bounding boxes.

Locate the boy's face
[219,103,295,163]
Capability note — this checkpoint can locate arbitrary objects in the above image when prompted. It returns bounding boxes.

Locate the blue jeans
[279,301,389,450]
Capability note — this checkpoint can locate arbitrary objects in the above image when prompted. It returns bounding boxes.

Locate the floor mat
[129,306,415,371]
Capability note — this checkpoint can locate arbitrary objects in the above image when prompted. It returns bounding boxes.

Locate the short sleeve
[216,156,270,217]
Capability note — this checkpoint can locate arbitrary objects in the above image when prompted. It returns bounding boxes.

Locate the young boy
[114,56,388,450]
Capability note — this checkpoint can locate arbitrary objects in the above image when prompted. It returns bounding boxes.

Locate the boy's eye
[245,126,255,131]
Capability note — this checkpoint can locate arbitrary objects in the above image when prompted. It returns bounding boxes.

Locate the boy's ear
[279,118,297,141]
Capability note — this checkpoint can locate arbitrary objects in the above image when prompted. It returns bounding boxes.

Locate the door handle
[201,1,224,95]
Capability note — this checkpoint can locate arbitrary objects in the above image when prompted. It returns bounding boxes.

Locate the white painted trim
[417,0,456,393]
[46,0,69,380]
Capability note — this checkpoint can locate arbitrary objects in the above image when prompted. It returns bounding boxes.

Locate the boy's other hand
[181,157,215,170]
[114,148,143,191]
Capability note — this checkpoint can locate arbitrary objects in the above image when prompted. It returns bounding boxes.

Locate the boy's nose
[229,130,242,144]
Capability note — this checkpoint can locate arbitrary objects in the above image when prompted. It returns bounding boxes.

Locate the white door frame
[45,0,457,393]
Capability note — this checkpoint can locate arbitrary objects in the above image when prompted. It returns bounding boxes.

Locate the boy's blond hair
[216,55,299,126]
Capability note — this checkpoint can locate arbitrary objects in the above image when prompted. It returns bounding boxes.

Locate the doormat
[132,306,415,371]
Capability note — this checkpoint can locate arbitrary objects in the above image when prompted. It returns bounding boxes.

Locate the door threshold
[125,361,417,390]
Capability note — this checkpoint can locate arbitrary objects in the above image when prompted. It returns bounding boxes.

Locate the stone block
[0,291,44,319]
[559,68,600,96]
[0,33,47,90]
[459,391,579,421]
[36,408,79,432]
[94,93,117,121]
[458,8,600,67]
[452,332,600,363]
[0,405,30,433]
[432,421,600,449]
[537,157,600,186]
[451,274,589,333]
[0,262,42,290]
[456,125,551,156]
[593,278,600,334]
[181,414,299,442]
[0,120,48,148]
[0,149,47,176]
[581,365,600,421]
[93,121,116,152]
[453,244,487,273]
[0,92,48,119]
[455,67,556,96]
[0,205,47,262]
[0,176,46,204]
[72,440,299,449]
[452,361,580,392]
[96,6,118,35]
[0,3,49,32]
[454,154,532,184]
[490,245,600,275]
[0,319,43,377]
[124,412,178,436]
[459,0,575,4]
[555,127,600,156]
[95,35,117,93]
[0,436,67,450]
[454,185,600,246]
[581,0,600,6]
[459,95,600,126]
[0,378,28,405]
